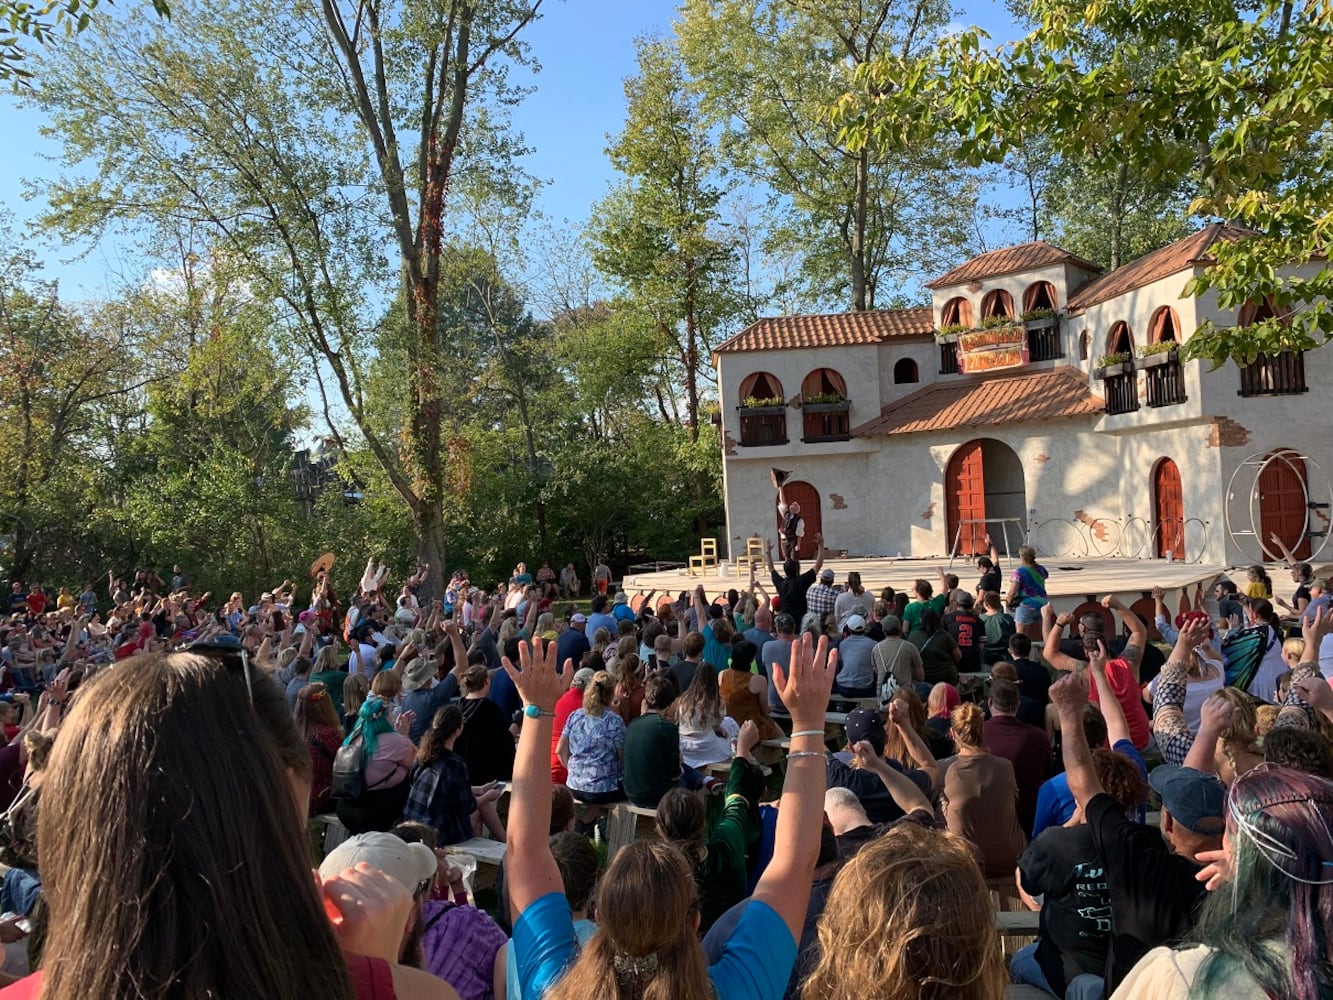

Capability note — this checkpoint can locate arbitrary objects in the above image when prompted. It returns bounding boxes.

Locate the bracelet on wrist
[522,704,555,719]
[790,729,825,739]
[786,751,824,761]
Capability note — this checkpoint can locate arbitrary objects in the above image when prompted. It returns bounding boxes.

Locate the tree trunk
[851,149,870,311]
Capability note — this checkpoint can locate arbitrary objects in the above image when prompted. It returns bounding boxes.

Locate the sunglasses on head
[184,639,255,703]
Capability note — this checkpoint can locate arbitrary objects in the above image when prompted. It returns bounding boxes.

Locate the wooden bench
[442,837,508,893]
[995,910,1041,936]
[606,802,659,858]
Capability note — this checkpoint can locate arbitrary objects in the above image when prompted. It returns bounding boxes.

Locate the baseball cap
[880,614,902,634]
[956,591,975,609]
[319,832,437,897]
[1148,765,1226,835]
[571,612,587,625]
[844,614,867,633]
[820,569,835,583]
[844,708,886,753]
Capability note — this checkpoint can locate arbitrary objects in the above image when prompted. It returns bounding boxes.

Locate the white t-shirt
[1147,665,1225,733]
[1110,943,1275,1000]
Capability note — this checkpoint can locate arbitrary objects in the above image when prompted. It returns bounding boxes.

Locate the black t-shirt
[825,755,931,825]
[1019,825,1111,994]
[978,568,1002,594]
[944,610,983,670]
[1294,584,1312,609]
[1085,793,1207,990]
[1014,657,1052,707]
[772,569,817,624]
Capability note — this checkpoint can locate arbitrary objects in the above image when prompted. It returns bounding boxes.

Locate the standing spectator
[592,557,612,598]
[1006,545,1049,639]
[805,569,838,626]
[295,682,343,816]
[763,534,824,627]
[833,570,873,628]
[582,595,615,644]
[455,665,516,784]
[912,609,961,687]
[980,591,1015,664]
[944,591,983,673]
[871,614,923,696]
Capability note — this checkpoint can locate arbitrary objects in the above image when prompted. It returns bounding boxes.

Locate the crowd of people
[0,536,1329,999]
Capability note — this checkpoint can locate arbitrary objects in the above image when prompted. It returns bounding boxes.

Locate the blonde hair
[371,669,401,701]
[1283,637,1307,661]
[949,703,986,751]
[313,645,338,674]
[803,824,1006,1000]
[1255,705,1280,739]
[583,671,616,717]
[341,673,369,719]
[546,839,711,1000]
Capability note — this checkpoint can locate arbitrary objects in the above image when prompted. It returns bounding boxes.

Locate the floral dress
[562,709,626,795]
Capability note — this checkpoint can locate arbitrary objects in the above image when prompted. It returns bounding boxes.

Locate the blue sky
[0,0,1020,300]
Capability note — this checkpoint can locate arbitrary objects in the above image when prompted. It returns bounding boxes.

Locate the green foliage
[802,392,846,405]
[1095,352,1131,369]
[1136,339,1177,357]
[935,322,969,339]
[980,314,1020,329]
[741,395,785,408]
[836,0,1333,363]
[1020,307,1055,321]
[1,0,169,83]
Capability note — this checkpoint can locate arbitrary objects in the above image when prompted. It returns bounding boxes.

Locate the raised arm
[811,532,826,575]
[692,585,709,635]
[1103,594,1146,682]
[1275,605,1330,730]
[1151,586,1180,644]
[1049,672,1104,810]
[750,633,838,943]
[1152,617,1211,765]
[1041,605,1082,673]
[888,699,939,787]
[1267,531,1299,568]
[1183,694,1234,775]
[502,639,573,916]
[521,595,539,636]
[853,740,932,816]
[763,537,777,579]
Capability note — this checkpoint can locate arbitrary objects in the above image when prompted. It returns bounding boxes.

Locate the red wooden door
[775,481,822,560]
[1153,458,1185,559]
[945,441,986,556]
[1259,450,1311,560]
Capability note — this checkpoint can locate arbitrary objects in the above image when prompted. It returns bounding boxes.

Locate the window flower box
[1134,345,1179,370]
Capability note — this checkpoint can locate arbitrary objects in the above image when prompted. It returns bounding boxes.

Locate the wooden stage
[622,556,1298,613]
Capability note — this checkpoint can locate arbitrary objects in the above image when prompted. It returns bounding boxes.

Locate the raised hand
[887,699,909,729]
[736,719,760,759]
[1295,676,1333,717]
[1198,692,1235,733]
[852,739,885,771]
[1194,847,1230,892]
[320,862,414,962]
[771,632,837,731]
[501,638,571,714]
[1049,671,1090,713]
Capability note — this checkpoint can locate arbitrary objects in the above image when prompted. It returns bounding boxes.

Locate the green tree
[677,0,983,310]
[838,0,1333,360]
[0,0,169,83]
[30,0,544,594]
[587,36,740,442]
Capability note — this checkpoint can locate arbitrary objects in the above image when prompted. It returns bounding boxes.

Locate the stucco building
[714,226,1330,566]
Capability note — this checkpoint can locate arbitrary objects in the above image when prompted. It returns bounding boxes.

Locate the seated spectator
[871,614,923,696]
[550,666,593,784]
[404,705,504,846]
[911,609,961,686]
[832,614,876,698]
[802,823,1008,1000]
[882,686,952,765]
[322,830,506,1000]
[938,702,1027,878]
[983,677,1051,837]
[1263,726,1333,778]
[506,634,838,1000]
[294,682,343,816]
[336,694,416,835]
[675,663,740,769]
[1112,767,1333,1000]
[1012,748,1149,1000]
[944,591,983,673]
[624,674,689,808]
[341,672,369,733]
[1049,670,1224,994]
[990,661,1046,729]
[924,681,959,742]
[827,704,937,825]
[505,831,600,1000]
[557,671,626,828]
[720,639,784,742]
[654,725,765,931]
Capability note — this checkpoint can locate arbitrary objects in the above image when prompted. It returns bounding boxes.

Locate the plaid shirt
[805,583,838,618]
[404,750,477,846]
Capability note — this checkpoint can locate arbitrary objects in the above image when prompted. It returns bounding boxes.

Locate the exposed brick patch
[1074,509,1111,543]
[722,429,737,456]
[1034,454,1049,464]
[830,493,848,510]
[1206,417,1250,448]
[920,500,936,522]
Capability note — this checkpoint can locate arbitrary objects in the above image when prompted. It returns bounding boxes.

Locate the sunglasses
[184,639,255,703]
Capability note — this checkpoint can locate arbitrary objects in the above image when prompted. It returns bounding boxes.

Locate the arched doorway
[945,439,1026,556]
[775,481,822,561]
[1258,450,1311,560]
[1153,458,1185,559]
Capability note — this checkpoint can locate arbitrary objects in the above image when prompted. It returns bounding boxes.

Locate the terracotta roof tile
[714,308,935,354]
[852,367,1103,437]
[1065,224,1253,314]
[926,241,1103,289]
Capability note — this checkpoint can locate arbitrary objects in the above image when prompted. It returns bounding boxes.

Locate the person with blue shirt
[503,632,839,1000]
[582,594,616,644]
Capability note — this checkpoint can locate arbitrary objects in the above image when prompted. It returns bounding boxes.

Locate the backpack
[331,740,367,800]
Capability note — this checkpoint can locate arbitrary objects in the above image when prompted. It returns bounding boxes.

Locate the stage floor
[622,556,1293,612]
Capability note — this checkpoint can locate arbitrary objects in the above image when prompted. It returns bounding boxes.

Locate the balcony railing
[1144,361,1187,407]
[939,341,960,375]
[802,401,851,443]
[738,406,788,447]
[1238,350,1308,397]
[1103,372,1140,415]
[1025,321,1063,362]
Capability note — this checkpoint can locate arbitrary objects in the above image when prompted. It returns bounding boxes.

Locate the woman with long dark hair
[0,650,454,999]
[1112,766,1333,1000]
[405,705,504,846]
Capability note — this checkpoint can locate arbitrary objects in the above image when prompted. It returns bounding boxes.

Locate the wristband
[523,704,554,719]
[786,751,824,761]
[790,729,825,739]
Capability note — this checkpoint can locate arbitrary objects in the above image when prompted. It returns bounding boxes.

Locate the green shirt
[309,669,348,717]
[623,713,681,808]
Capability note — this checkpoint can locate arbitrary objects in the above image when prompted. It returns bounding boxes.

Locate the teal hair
[1190,767,1333,1000]
[343,694,393,759]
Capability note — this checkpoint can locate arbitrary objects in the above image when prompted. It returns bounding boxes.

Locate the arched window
[893,358,919,384]
[1148,306,1182,344]
[801,368,850,442]
[1022,281,1058,313]
[1238,297,1291,327]
[738,371,784,404]
[737,371,787,447]
[1106,321,1133,356]
[1079,330,1092,361]
[940,296,972,329]
[980,289,1015,321]
[1237,299,1306,396]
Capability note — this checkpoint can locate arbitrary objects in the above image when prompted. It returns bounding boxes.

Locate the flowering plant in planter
[803,391,847,405]
[741,395,785,408]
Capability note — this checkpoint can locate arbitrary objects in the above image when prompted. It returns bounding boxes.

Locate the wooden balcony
[738,406,788,447]
[1238,350,1308,397]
